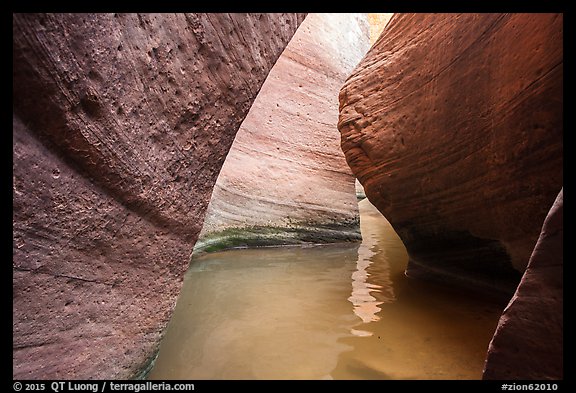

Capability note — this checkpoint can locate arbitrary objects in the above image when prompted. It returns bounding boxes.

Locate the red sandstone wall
[338,13,562,296]
[13,13,306,379]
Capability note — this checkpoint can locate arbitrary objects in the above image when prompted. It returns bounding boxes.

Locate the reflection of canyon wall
[484,189,563,380]
[338,13,562,296]
[13,13,305,379]
[149,243,362,380]
[195,14,370,252]
[338,13,562,379]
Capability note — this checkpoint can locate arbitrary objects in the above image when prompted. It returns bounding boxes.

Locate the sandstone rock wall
[195,13,370,252]
[483,189,563,380]
[13,12,305,379]
[338,13,563,297]
[367,13,394,45]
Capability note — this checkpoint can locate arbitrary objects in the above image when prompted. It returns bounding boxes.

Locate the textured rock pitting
[338,13,563,297]
[13,12,305,379]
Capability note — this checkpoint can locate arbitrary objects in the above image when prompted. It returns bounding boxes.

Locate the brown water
[148,199,505,380]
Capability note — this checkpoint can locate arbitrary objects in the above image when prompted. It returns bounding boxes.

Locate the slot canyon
[13,13,562,381]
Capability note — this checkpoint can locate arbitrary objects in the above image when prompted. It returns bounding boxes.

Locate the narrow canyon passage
[12,12,562,380]
[148,199,505,380]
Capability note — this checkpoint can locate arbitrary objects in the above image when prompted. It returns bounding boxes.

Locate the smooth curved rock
[13,12,305,379]
[195,14,370,252]
[483,188,563,380]
[338,13,563,297]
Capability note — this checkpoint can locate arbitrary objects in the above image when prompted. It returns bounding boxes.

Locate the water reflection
[331,200,506,380]
[348,201,396,327]
[149,199,505,380]
[349,231,383,325]
[149,244,360,380]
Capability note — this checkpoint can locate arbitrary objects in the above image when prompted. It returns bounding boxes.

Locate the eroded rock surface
[195,13,370,252]
[483,189,563,380]
[338,13,563,297]
[13,12,305,379]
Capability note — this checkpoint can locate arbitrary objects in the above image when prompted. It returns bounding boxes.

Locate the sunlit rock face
[484,189,563,380]
[12,12,305,379]
[338,13,562,296]
[367,13,393,45]
[195,13,370,252]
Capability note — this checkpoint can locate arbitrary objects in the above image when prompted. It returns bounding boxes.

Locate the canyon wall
[13,13,305,379]
[484,188,563,380]
[338,12,563,380]
[195,13,370,252]
[338,13,563,297]
[367,13,393,45]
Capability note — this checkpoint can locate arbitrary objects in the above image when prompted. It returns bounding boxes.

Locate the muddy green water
[148,199,505,380]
